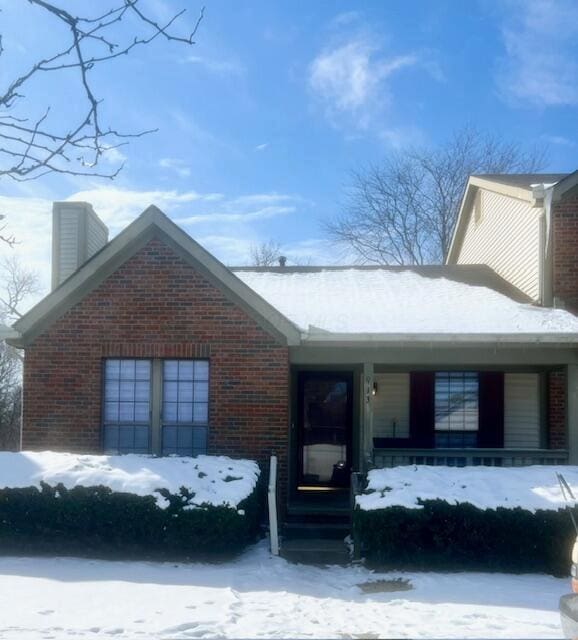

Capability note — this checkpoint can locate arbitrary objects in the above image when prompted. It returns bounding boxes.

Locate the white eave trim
[0,325,20,341]
[300,331,578,346]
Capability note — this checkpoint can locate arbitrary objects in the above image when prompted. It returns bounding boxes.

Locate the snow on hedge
[0,451,260,510]
[356,465,578,512]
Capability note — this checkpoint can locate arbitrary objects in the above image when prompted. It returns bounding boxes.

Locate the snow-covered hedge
[0,451,260,511]
[357,465,578,512]
[354,465,577,575]
[0,452,263,558]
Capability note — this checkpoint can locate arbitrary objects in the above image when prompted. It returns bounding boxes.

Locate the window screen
[434,371,479,448]
[162,360,209,456]
[103,359,151,454]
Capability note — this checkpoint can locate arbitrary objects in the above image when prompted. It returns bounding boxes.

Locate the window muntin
[103,359,151,454]
[434,371,479,448]
[161,359,209,456]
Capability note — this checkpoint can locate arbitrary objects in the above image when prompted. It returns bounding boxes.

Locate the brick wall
[22,238,290,483]
[548,370,566,449]
[553,194,578,314]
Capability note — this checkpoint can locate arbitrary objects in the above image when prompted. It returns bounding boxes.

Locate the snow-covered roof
[233,266,578,342]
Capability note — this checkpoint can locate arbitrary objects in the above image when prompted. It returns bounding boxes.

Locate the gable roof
[232,265,578,343]
[10,206,301,348]
[447,172,574,264]
[473,173,569,190]
[8,204,578,349]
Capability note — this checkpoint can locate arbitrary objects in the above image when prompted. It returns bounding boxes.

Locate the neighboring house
[6,173,578,514]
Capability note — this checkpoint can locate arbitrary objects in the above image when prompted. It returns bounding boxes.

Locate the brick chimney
[51,202,109,290]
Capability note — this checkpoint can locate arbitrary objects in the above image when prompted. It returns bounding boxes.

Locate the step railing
[268,454,280,556]
[373,447,569,468]
[350,471,364,561]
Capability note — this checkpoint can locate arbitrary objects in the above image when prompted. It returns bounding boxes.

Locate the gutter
[0,325,20,341]
[300,331,578,346]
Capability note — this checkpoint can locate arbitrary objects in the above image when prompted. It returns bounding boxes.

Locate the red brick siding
[553,194,578,314]
[22,238,290,480]
[548,370,566,449]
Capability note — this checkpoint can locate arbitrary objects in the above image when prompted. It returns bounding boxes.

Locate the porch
[286,345,578,511]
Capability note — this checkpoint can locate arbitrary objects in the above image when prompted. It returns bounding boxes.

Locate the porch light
[372,382,378,396]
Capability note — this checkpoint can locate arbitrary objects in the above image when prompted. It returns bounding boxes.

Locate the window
[162,360,209,456]
[102,358,209,456]
[434,372,479,448]
[103,359,151,454]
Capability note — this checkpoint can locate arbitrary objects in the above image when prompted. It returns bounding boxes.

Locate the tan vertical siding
[373,373,410,438]
[457,190,541,300]
[504,373,540,448]
[86,212,108,258]
[57,210,80,284]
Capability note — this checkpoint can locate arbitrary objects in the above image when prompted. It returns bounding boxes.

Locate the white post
[267,454,279,556]
[363,363,374,471]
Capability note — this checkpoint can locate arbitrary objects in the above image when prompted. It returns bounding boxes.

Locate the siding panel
[457,190,541,300]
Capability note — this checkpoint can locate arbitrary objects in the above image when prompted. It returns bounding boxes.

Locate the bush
[354,500,575,575]
[0,480,262,559]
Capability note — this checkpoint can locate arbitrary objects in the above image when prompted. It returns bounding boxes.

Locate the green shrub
[0,480,262,559]
[354,500,575,575]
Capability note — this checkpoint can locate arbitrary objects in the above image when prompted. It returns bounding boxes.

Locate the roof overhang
[300,331,578,347]
[0,325,20,341]
[9,206,301,348]
[552,170,578,202]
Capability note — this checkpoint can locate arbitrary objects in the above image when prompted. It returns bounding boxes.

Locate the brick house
[7,171,578,513]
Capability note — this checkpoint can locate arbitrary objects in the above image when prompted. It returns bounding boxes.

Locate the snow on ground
[357,465,578,512]
[0,541,566,639]
[235,267,578,336]
[0,452,259,510]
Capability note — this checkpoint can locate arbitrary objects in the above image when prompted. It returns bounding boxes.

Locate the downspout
[533,183,554,307]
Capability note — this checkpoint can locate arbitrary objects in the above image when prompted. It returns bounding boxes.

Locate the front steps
[279,492,351,565]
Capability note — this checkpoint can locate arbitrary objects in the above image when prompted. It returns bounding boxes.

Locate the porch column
[361,363,374,471]
[568,365,578,463]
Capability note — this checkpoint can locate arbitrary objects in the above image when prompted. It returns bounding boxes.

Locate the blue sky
[1,0,578,292]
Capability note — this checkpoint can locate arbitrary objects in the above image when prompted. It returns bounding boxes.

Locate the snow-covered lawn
[357,464,577,511]
[0,451,259,510]
[0,542,566,639]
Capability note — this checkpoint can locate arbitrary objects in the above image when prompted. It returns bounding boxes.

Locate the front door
[296,371,353,489]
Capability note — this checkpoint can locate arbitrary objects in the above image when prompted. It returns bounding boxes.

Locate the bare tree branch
[326,126,548,265]
[0,256,41,323]
[0,0,204,183]
[250,240,283,267]
[0,256,41,450]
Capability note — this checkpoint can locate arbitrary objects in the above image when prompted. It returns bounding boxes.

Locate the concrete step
[283,521,350,540]
[280,537,351,566]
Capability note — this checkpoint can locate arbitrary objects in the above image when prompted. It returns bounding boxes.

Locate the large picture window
[434,371,479,448]
[162,360,209,456]
[102,358,209,456]
[103,359,151,454]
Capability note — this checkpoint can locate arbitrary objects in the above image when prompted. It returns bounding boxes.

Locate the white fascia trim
[301,331,578,346]
[0,326,20,340]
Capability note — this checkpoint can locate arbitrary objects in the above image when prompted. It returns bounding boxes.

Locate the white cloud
[159,158,191,178]
[497,0,578,107]
[255,143,269,152]
[66,187,222,232]
[183,55,245,77]
[541,134,575,147]
[309,39,418,127]
[176,205,295,225]
[0,187,303,307]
